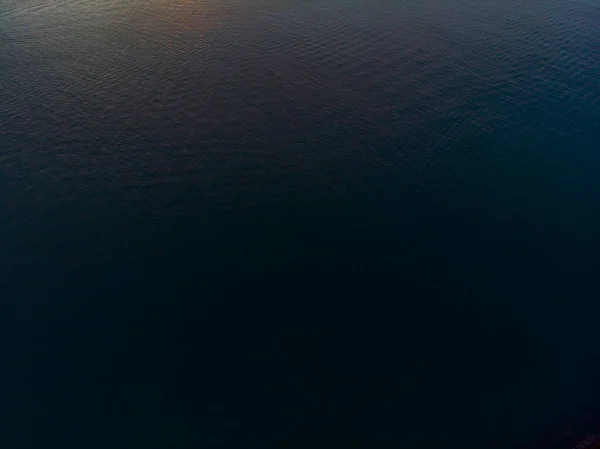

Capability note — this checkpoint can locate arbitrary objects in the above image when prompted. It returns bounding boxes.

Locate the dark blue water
[2,0,600,447]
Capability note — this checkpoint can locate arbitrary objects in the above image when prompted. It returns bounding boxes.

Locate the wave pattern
[1,0,600,447]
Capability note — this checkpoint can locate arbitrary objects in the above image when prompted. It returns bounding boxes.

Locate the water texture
[1,0,600,447]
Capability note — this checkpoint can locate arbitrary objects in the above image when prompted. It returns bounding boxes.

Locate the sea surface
[1,0,600,447]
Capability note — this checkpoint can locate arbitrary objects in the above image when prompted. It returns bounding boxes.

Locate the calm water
[1,0,600,447]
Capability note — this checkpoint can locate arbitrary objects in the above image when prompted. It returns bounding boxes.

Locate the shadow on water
[2,188,594,448]
[2,191,599,448]
[110,218,562,447]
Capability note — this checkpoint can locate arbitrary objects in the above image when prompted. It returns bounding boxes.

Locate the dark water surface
[2,0,600,447]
